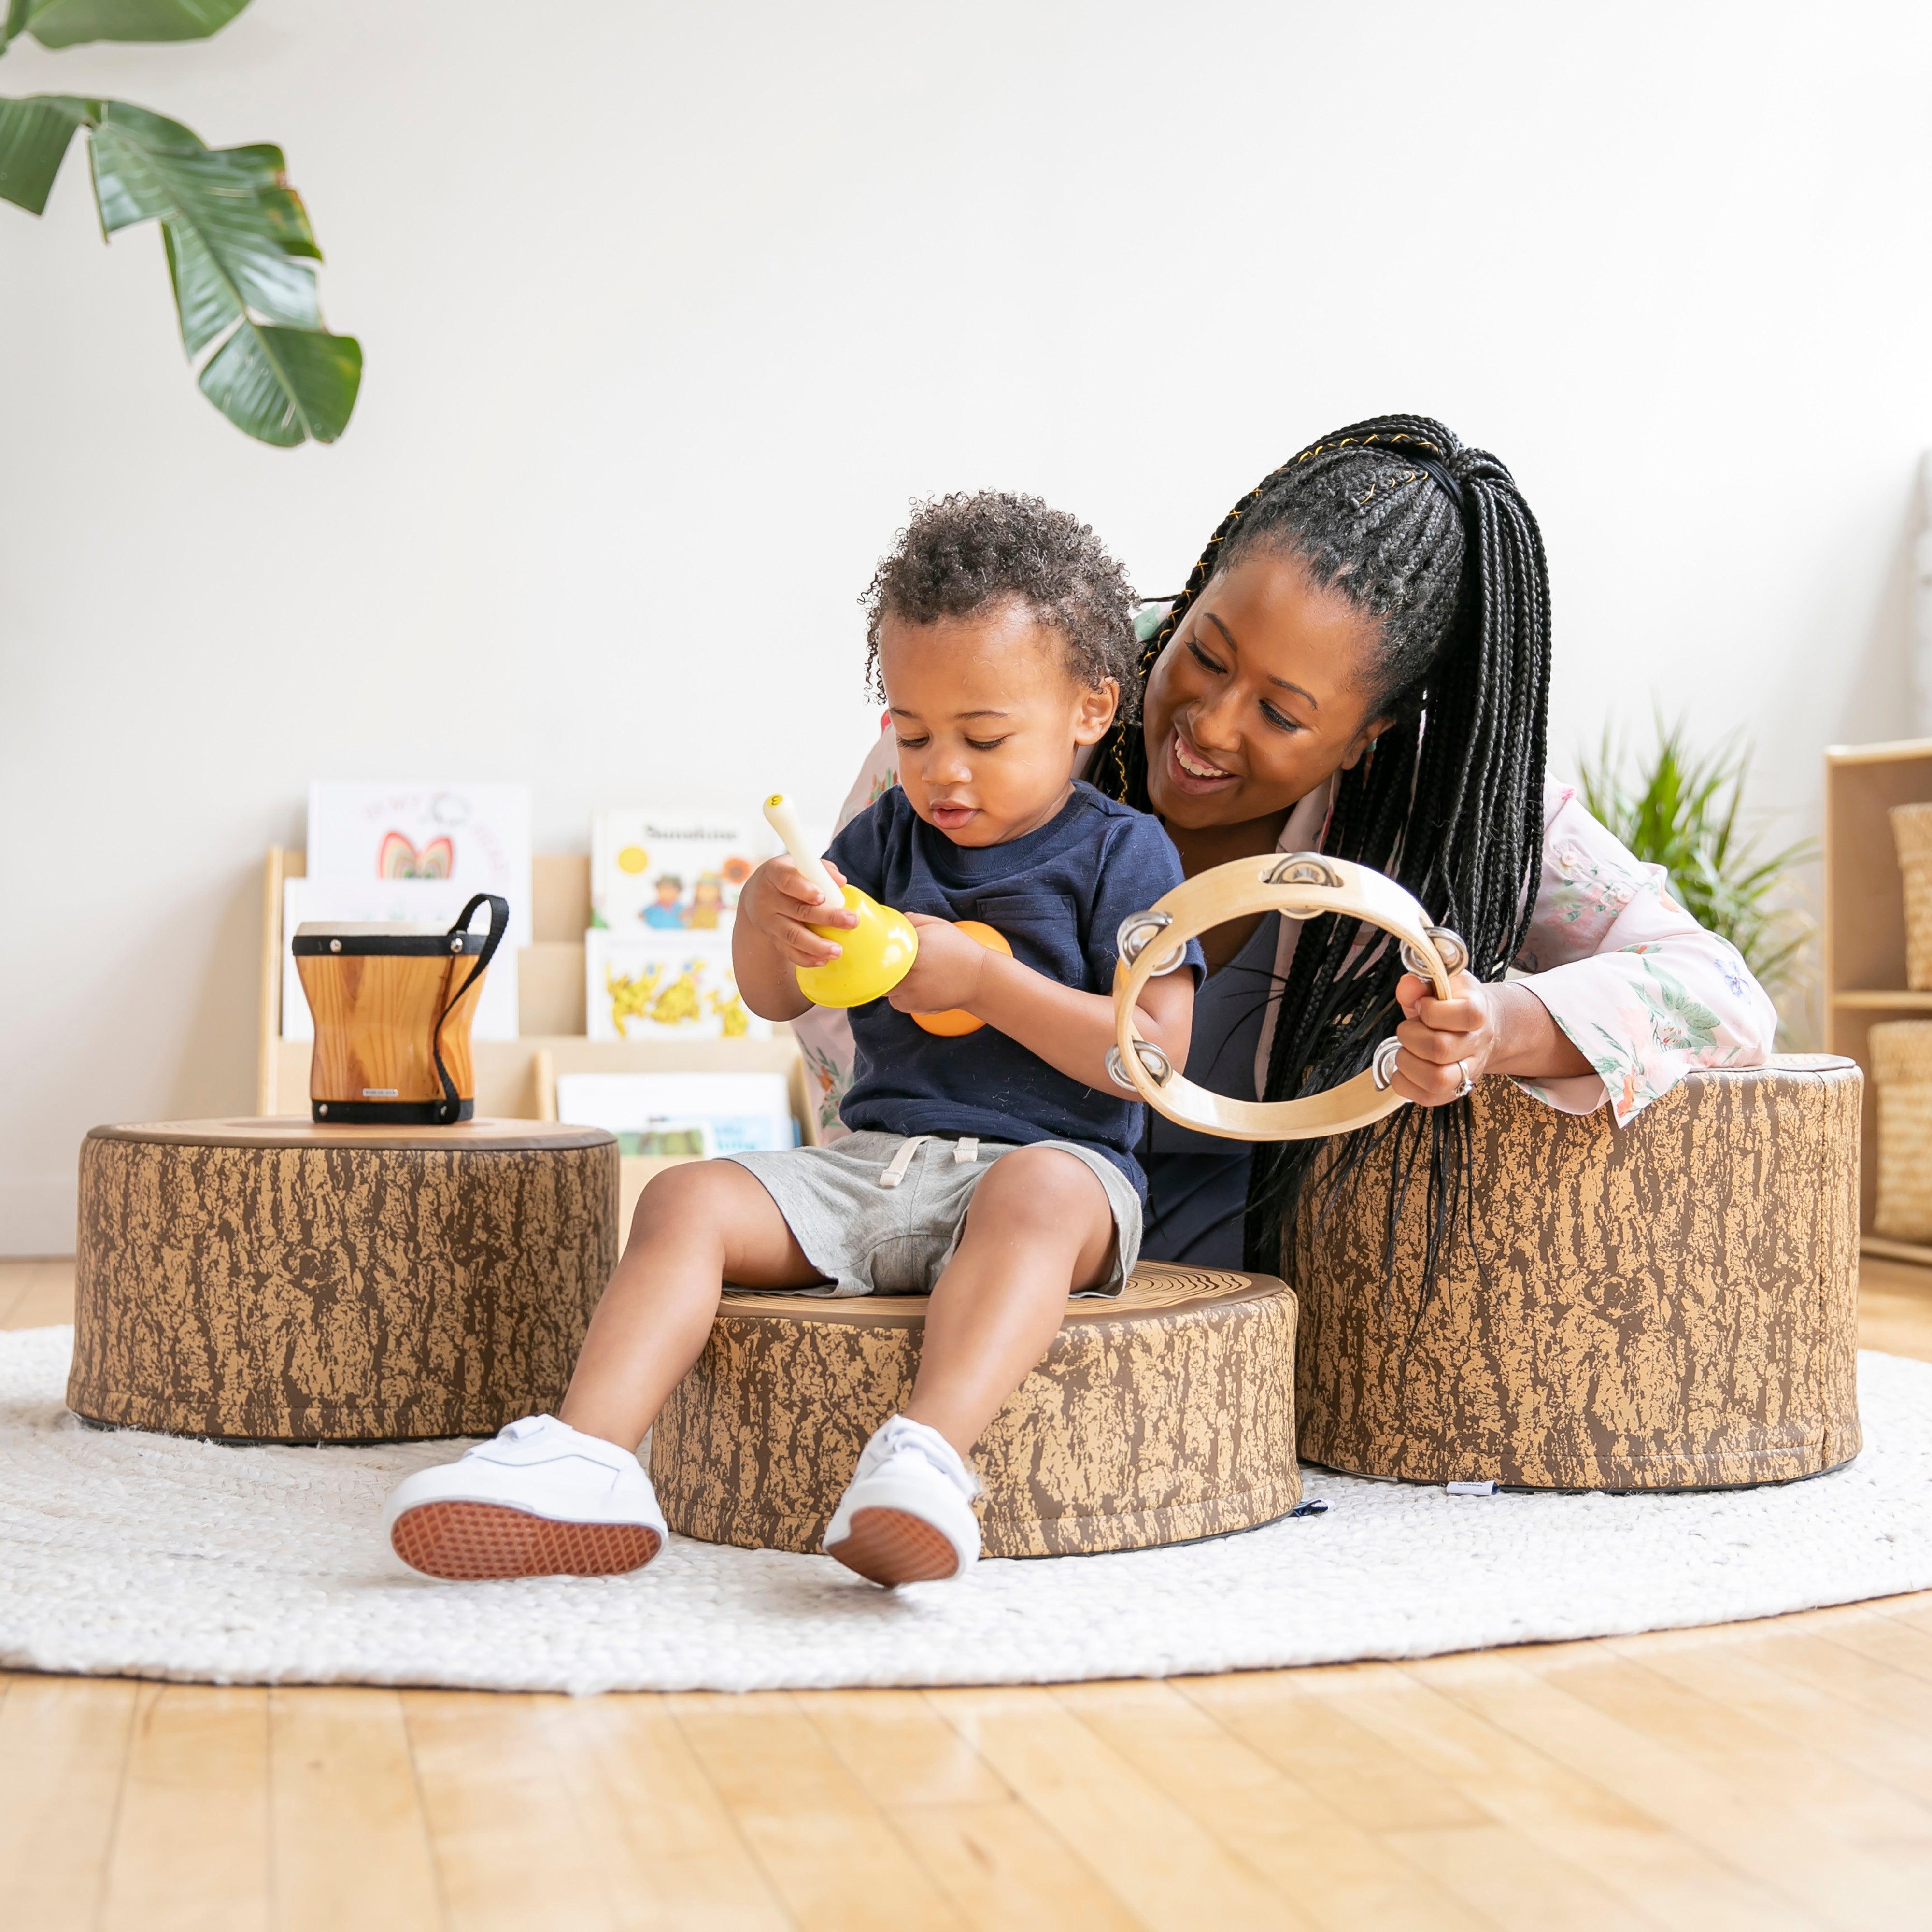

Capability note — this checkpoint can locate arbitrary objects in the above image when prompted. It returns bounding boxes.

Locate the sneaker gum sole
[825,1506,961,1587]
[392,1500,661,1580]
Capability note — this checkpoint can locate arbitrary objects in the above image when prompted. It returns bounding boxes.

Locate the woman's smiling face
[1142,547,1392,832]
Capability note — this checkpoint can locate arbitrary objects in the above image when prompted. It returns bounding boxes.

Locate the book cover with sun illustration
[586,814,770,1042]
[589,812,763,936]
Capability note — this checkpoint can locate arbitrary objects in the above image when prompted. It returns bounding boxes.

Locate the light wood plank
[1520,1642,1932,1845]
[407,1690,617,1932]
[795,1688,1008,1806]
[538,1695,790,1932]
[1420,1649,1928,1932]
[1079,1675,1495,1932]
[672,1691,966,1932]
[1859,1255,1932,1358]
[0,1671,139,1932]
[1284,1658,1809,1932]
[886,1798,1144,1932]
[1176,1667,1486,1837]
[1739,1620,1932,1739]
[270,1686,441,1932]
[928,1685,1307,1932]
[1380,1822,1655,1932]
[0,1259,74,1331]
[99,1683,271,1932]
[1815,1598,1932,1690]
[1604,1623,1932,1812]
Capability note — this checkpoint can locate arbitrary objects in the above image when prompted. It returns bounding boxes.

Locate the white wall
[2,0,1928,1251]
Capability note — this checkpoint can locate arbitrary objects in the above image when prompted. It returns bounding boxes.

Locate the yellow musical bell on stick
[763,794,920,1009]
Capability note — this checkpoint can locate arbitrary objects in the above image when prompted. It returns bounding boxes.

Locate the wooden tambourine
[1108,852,1467,1142]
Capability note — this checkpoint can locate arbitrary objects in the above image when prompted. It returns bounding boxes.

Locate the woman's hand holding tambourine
[1389,970,1499,1106]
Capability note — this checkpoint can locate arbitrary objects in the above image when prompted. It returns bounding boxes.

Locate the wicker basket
[1889,803,1932,990]
[1872,1020,1932,1241]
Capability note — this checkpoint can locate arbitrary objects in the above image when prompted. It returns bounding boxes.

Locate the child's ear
[1071,678,1120,746]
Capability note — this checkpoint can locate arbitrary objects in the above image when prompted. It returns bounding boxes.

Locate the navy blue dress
[1138,911,1280,1268]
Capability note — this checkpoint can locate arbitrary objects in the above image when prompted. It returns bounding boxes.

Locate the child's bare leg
[904,1146,1115,1454]
[560,1160,826,1449]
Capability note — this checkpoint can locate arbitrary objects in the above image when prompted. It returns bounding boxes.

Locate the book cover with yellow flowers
[583,929,770,1042]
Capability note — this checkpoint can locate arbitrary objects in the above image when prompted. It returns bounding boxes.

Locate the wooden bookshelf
[256,849,819,1228]
[1825,738,1932,1265]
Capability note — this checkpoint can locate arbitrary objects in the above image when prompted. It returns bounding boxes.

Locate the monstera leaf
[1,0,251,55]
[0,0,358,445]
[0,93,359,443]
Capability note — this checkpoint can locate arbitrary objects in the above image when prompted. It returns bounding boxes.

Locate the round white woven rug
[3,1326,1928,1694]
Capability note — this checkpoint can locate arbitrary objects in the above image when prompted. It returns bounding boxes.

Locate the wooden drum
[652,1261,1300,1557]
[70,1118,619,1444]
[1290,1055,1863,1490]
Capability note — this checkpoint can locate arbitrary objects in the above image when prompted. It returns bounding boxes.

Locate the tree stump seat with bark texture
[70,1118,619,1444]
[651,1260,1300,1558]
[1291,1055,1863,1491]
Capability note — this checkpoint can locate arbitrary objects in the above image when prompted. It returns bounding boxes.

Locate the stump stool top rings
[651,1260,1301,1558]
[1291,1056,1863,1491]
[1109,850,1464,1142]
[71,1117,619,1444]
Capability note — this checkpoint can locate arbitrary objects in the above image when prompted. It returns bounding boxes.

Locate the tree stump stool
[652,1260,1299,1557]
[70,1118,619,1444]
[1290,1055,1863,1491]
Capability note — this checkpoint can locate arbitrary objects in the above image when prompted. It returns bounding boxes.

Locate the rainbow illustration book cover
[307,782,533,948]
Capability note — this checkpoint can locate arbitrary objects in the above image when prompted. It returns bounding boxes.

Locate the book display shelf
[1825,739,1932,1266]
[256,849,819,1229]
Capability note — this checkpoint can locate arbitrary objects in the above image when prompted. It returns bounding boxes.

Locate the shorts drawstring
[877,1135,980,1188]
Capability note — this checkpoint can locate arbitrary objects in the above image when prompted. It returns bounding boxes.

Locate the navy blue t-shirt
[826,781,1202,1197]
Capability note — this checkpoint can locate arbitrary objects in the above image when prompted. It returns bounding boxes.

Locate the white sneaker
[823,1415,982,1586]
[382,1414,668,1580]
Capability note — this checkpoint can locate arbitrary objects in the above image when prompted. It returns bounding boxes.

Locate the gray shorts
[725,1129,1142,1299]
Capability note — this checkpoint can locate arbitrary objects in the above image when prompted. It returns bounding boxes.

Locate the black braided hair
[1089,414,1552,1279]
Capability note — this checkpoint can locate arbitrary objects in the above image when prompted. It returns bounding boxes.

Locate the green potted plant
[1580,717,1816,999]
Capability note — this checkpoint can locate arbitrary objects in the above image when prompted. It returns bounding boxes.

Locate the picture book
[553,1071,796,1157]
[589,811,766,937]
[584,928,768,1042]
[307,782,533,947]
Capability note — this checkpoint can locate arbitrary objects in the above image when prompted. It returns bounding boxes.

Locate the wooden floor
[3,1258,1932,1931]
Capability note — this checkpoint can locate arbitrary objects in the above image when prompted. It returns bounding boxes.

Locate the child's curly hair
[861,492,1139,717]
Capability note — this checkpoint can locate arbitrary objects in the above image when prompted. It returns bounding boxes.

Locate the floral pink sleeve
[1509,779,1778,1124]
[786,722,900,1143]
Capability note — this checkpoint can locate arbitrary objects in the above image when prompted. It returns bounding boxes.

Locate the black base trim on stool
[311,1099,476,1125]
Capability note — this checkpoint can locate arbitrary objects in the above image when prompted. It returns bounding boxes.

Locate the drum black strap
[431,894,509,1123]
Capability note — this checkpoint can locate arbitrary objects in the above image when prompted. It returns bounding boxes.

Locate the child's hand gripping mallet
[762,794,920,1009]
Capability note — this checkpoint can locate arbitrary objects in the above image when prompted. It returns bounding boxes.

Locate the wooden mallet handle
[762,795,843,914]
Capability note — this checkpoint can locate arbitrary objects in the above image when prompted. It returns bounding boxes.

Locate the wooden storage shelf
[1824,738,1932,1263]
[256,849,818,1236]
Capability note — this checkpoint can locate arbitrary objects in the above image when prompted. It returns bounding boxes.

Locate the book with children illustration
[589,811,764,937]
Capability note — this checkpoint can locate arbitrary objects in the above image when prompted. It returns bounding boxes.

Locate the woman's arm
[1390,779,1779,1120]
[1387,972,1591,1106]
[886,913,1195,1094]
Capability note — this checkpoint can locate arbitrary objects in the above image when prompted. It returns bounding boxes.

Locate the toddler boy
[383,493,1198,1588]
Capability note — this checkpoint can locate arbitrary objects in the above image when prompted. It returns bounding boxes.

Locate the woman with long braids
[800,415,1777,1272]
